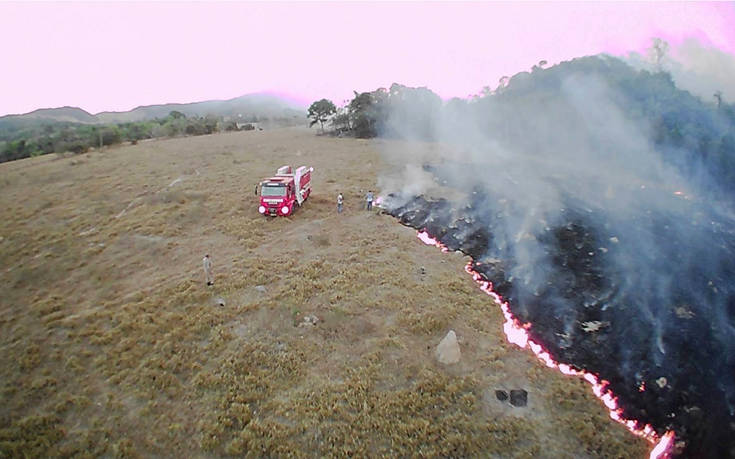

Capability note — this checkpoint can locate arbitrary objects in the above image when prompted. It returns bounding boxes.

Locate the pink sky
[1,1,734,116]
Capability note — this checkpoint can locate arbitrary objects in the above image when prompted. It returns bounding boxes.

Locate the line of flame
[415,230,676,458]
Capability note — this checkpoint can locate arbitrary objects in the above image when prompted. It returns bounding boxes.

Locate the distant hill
[0,93,306,126]
[95,93,306,123]
[0,92,308,163]
[0,106,98,125]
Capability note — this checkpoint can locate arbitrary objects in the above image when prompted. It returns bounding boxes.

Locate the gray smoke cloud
[378,54,735,453]
[627,37,735,104]
[672,39,735,103]
[382,62,699,319]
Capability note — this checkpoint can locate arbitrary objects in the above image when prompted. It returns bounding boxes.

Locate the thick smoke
[627,37,735,104]
[671,39,735,103]
[378,56,735,456]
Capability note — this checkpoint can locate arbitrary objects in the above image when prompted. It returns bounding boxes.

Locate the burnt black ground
[385,193,735,458]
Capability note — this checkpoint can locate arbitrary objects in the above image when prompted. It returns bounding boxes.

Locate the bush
[54,140,89,154]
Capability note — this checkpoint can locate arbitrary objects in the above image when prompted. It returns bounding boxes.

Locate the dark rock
[510,389,528,407]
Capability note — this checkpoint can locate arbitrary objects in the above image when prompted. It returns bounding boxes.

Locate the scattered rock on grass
[435,330,461,364]
[255,285,267,294]
[299,315,319,327]
[509,389,528,407]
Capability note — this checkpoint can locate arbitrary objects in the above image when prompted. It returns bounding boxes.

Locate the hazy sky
[1,1,734,116]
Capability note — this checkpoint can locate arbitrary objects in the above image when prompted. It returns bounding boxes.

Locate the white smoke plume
[627,37,735,104]
[378,53,735,455]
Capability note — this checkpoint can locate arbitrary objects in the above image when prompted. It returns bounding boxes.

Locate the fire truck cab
[257,165,313,217]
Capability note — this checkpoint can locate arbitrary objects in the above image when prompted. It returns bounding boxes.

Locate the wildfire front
[383,192,735,458]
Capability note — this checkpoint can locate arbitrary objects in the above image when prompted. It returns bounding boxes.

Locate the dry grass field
[0,127,648,457]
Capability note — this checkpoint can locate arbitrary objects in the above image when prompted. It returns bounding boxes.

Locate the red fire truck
[257,165,313,216]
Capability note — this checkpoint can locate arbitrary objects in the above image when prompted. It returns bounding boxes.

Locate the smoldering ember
[376,56,735,458]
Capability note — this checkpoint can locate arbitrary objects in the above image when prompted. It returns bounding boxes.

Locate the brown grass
[0,128,648,457]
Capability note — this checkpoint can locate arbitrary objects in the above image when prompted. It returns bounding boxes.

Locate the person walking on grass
[337,192,344,213]
[365,190,374,211]
[203,254,213,286]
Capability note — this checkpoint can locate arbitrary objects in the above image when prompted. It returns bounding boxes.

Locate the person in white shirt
[337,192,344,213]
[203,254,213,286]
[365,190,374,211]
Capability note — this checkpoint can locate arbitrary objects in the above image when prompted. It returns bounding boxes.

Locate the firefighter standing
[203,254,213,286]
[365,190,374,211]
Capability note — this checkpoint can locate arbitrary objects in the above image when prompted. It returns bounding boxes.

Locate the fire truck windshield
[262,184,286,197]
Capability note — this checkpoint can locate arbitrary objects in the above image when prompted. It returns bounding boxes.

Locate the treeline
[307,84,441,139]
[0,111,259,163]
[309,55,735,195]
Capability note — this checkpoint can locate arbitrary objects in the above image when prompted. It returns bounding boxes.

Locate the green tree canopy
[307,99,336,132]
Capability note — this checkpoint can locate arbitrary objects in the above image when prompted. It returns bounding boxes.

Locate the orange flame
[417,231,439,246]
[416,229,675,457]
[649,431,675,459]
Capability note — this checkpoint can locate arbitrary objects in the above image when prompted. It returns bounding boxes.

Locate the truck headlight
[258,206,266,214]
[281,206,290,215]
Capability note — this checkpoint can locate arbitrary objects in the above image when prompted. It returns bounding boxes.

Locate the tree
[219,120,238,132]
[532,60,548,72]
[348,91,378,138]
[496,76,510,93]
[714,91,723,109]
[649,37,669,72]
[100,126,121,146]
[307,99,336,133]
[382,84,441,139]
[164,117,186,137]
